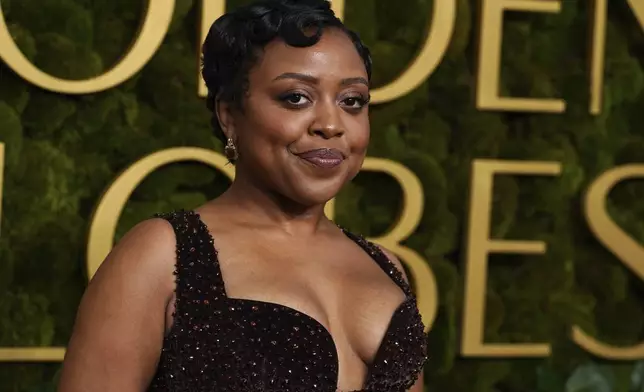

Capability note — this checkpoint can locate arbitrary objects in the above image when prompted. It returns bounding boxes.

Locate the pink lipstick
[296,148,344,168]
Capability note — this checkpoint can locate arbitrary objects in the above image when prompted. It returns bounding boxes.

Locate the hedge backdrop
[1,0,644,390]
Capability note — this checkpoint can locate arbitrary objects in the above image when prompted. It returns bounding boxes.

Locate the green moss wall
[1,0,644,390]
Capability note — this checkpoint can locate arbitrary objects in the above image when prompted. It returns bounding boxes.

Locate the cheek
[349,117,370,153]
[247,104,311,148]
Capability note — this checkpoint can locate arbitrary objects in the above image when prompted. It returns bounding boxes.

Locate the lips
[296,148,345,169]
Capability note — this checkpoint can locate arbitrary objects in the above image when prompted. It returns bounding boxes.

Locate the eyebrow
[272,72,369,87]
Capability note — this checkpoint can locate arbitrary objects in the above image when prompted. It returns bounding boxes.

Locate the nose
[309,124,344,139]
[308,101,345,139]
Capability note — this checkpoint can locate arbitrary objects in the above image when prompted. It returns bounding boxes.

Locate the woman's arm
[410,371,426,392]
[57,219,177,392]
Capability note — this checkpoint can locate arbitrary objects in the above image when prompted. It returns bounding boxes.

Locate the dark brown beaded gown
[147,210,427,392]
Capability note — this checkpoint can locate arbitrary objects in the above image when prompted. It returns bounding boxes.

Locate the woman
[58,0,427,391]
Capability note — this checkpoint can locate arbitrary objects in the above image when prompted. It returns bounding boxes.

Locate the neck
[216,171,331,236]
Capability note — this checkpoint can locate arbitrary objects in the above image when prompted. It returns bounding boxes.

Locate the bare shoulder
[58,216,178,391]
[86,216,179,294]
[373,243,410,284]
[97,217,177,276]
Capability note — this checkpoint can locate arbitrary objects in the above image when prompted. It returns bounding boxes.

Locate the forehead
[250,28,368,81]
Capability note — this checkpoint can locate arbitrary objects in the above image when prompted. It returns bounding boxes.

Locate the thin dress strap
[155,210,228,315]
[341,229,414,297]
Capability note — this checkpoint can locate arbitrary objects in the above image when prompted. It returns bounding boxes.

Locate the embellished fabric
[148,210,427,392]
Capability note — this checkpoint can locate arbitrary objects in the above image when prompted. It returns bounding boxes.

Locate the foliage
[0,0,643,390]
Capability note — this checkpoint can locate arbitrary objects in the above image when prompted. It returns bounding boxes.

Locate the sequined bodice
[148,210,427,392]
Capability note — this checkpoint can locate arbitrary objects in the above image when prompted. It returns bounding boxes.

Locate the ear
[215,99,237,141]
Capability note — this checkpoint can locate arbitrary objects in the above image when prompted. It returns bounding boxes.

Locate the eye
[280,93,311,107]
[342,95,370,110]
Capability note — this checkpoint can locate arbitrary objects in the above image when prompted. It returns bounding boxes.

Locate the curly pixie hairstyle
[201,0,372,144]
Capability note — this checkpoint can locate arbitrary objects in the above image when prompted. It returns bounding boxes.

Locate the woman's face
[220,28,370,207]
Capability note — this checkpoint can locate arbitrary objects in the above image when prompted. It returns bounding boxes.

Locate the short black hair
[201,0,372,144]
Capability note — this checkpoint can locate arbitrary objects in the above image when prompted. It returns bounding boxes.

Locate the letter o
[0,0,175,94]
[86,147,234,280]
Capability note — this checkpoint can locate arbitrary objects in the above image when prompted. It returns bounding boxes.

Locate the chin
[280,160,360,207]
[289,180,345,207]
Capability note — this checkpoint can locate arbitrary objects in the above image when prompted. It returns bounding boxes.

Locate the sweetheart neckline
[223,295,415,390]
[179,210,415,391]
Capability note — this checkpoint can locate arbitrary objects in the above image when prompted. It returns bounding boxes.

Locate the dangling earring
[224,137,238,160]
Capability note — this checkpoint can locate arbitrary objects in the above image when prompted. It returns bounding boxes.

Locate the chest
[166,239,407,359]
[213,235,408,363]
[157,293,425,392]
[153,211,428,391]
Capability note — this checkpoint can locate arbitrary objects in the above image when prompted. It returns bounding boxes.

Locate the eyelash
[279,92,370,110]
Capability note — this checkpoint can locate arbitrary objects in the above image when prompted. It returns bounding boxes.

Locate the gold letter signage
[370,0,456,104]
[462,159,562,357]
[589,0,644,114]
[87,148,235,280]
[0,0,175,94]
[572,164,644,359]
[476,0,566,113]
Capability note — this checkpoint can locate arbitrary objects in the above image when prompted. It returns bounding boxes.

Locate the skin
[57,27,424,392]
